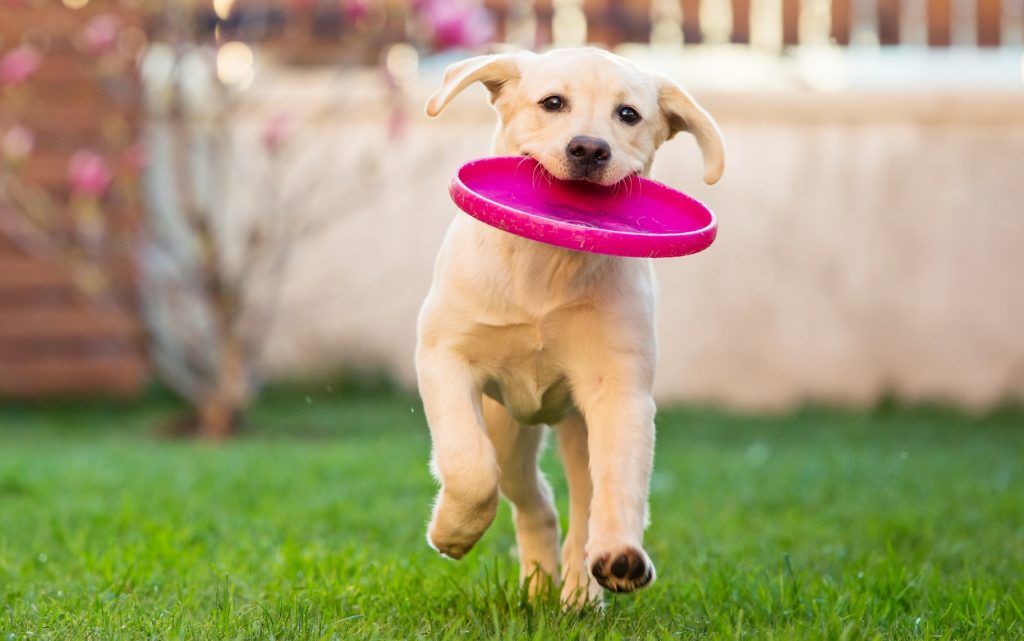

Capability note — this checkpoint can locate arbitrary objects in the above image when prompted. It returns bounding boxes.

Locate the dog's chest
[436,219,625,424]
[460,318,575,426]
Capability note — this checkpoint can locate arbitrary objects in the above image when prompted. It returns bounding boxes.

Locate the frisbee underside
[449,157,717,258]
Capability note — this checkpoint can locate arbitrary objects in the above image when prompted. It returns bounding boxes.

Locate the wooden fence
[0,239,144,397]
[0,1,146,397]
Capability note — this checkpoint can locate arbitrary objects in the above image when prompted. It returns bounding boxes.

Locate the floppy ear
[657,77,725,185]
[425,54,521,118]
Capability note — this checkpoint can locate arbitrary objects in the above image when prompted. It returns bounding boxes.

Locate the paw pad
[589,546,655,593]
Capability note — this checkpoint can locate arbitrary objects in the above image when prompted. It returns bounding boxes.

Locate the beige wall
[242,70,1024,410]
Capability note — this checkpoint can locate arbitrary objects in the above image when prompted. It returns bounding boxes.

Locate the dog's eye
[540,95,566,112]
[617,106,641,124]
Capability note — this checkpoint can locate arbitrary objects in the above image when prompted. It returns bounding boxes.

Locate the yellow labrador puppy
[416,47,724,605]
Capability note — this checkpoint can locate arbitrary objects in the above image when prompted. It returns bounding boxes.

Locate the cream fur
[416,47,724,605]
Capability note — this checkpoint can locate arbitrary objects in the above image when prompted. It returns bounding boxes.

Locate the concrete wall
[236,68,1024,409]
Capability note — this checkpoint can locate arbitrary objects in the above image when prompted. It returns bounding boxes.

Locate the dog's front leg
[417,347,500,560]
[574,379,657,593]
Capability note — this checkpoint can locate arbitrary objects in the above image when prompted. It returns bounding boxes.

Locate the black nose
[566,136,611,171]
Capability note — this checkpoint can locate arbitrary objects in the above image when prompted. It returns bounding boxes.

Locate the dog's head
[426,47,724,187]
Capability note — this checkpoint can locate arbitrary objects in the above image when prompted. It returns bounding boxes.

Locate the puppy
[416,47,724,605]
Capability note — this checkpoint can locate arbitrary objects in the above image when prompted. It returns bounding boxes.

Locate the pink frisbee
[449,157,717,258]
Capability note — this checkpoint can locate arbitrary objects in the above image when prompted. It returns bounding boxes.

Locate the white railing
[486,0,1023,51]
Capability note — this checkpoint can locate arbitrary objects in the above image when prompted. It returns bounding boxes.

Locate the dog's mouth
[568,166,610,184]
[521,151,633,188]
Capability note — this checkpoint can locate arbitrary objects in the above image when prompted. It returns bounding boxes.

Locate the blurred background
[1,0,1022,437]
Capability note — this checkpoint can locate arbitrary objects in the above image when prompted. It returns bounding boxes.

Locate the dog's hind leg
[556,413,604,606]
[483,396,560,597]
[418,348,500,560]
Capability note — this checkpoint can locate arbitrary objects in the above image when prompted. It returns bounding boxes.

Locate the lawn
[1,386,1022,640]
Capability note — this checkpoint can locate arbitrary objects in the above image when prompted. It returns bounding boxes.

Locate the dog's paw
[560,572,604,608]
[426,489,498,560]
[588,545,655,593]
[427,528,475,560]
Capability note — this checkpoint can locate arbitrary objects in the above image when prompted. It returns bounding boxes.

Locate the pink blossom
[0,45,42,85]
[340,0,369,23]
[81,14,122,54]
[420,0,495,51]
[262,112,293,152]
[1,125,34,163]
[68,150,113,197]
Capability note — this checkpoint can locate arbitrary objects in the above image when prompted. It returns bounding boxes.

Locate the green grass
[0,387,1022,640]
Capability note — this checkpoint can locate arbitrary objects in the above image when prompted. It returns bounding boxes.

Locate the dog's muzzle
[566,135,610,180]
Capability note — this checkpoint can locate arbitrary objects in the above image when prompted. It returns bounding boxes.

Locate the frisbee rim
[449,157,718,258]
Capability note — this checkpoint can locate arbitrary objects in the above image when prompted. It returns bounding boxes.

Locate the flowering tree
[138,49,349,437]
[2,0,498,437]
[0,14,144,311]
[138,0,503,437]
